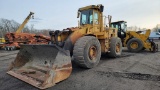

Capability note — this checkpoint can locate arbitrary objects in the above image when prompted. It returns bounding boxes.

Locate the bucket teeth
[7,45,72,89]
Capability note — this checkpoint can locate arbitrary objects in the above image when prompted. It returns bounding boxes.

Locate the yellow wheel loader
[7,4,122,89]
[111,21,158,52]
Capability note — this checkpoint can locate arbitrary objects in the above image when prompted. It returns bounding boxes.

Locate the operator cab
[79,9,93,25]
[77,5,104,27]
[111,21,127,40]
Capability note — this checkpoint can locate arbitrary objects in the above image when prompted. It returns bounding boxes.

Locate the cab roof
[111,21,127,24]
[78,4,103,11]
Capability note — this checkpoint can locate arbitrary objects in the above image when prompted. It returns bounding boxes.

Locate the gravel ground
[0,41,160,90]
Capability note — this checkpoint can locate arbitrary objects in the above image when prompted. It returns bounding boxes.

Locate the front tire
[73,36,101,68]
[127,38,143,52]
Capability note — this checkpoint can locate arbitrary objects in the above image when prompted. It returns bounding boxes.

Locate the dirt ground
[0,41,160,90]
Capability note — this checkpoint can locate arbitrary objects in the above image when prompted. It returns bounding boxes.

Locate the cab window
[80,9,93,25]
[94,12,98,24]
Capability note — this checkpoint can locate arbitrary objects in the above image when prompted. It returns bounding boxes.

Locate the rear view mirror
[100,5,104,12]
[97,4,104,12]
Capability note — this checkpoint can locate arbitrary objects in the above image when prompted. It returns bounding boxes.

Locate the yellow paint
[124,30,152,49]
[16,12,34,33]
[0,38,5,43]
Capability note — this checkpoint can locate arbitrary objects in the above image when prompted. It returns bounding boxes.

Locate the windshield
[80,9,93,25]
[121,22,127,32]
[111,22,127,32]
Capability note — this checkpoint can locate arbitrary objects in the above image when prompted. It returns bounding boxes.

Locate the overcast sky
[0,0,160,30]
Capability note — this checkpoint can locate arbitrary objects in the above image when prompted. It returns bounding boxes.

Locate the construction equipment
[4,33,35,50]
[33,34,51,44]
[3,12,34,50]
[7,4,122,89]
[3,12,51,50]
[4,33,51,50]
[16,12,34,33]
[0,38,5,43]
[0,38,5,48]
[111,21,158,52]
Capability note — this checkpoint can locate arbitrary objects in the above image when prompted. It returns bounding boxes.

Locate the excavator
[3,12,51,50]
[111,21,158,52]
[7,4,122,89]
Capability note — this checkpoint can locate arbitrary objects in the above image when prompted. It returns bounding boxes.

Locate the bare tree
[0,18,21,37]
[0,18,51,37]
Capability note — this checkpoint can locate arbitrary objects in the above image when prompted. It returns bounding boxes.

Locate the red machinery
[2,12,51,50]
[4,33,51,50]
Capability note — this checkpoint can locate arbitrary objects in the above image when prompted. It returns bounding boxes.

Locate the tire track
[0,57,15,61]
[96,71,160,81]
[0,52,17,58]
[124,60,140,71]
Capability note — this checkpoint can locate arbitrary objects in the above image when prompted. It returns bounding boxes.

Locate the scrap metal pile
[3,32,50,50]
[1,12,50,50]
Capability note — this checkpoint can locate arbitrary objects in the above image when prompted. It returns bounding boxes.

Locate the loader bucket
[7,45,72,89]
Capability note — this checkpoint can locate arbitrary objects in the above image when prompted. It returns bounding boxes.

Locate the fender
[63,30,84,55]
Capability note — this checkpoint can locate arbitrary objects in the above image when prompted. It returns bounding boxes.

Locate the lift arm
[15,12,34,33]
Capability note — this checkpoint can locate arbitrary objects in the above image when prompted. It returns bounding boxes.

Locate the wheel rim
[89,46,97,60]
[130,42,138,49]
[116,43,120,53]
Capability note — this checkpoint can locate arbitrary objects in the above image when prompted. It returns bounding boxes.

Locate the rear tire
[108,37,122,58]
[73,36,101,68]
[127,38,143,52]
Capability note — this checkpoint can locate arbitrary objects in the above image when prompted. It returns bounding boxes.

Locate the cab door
[93,10,100,32]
